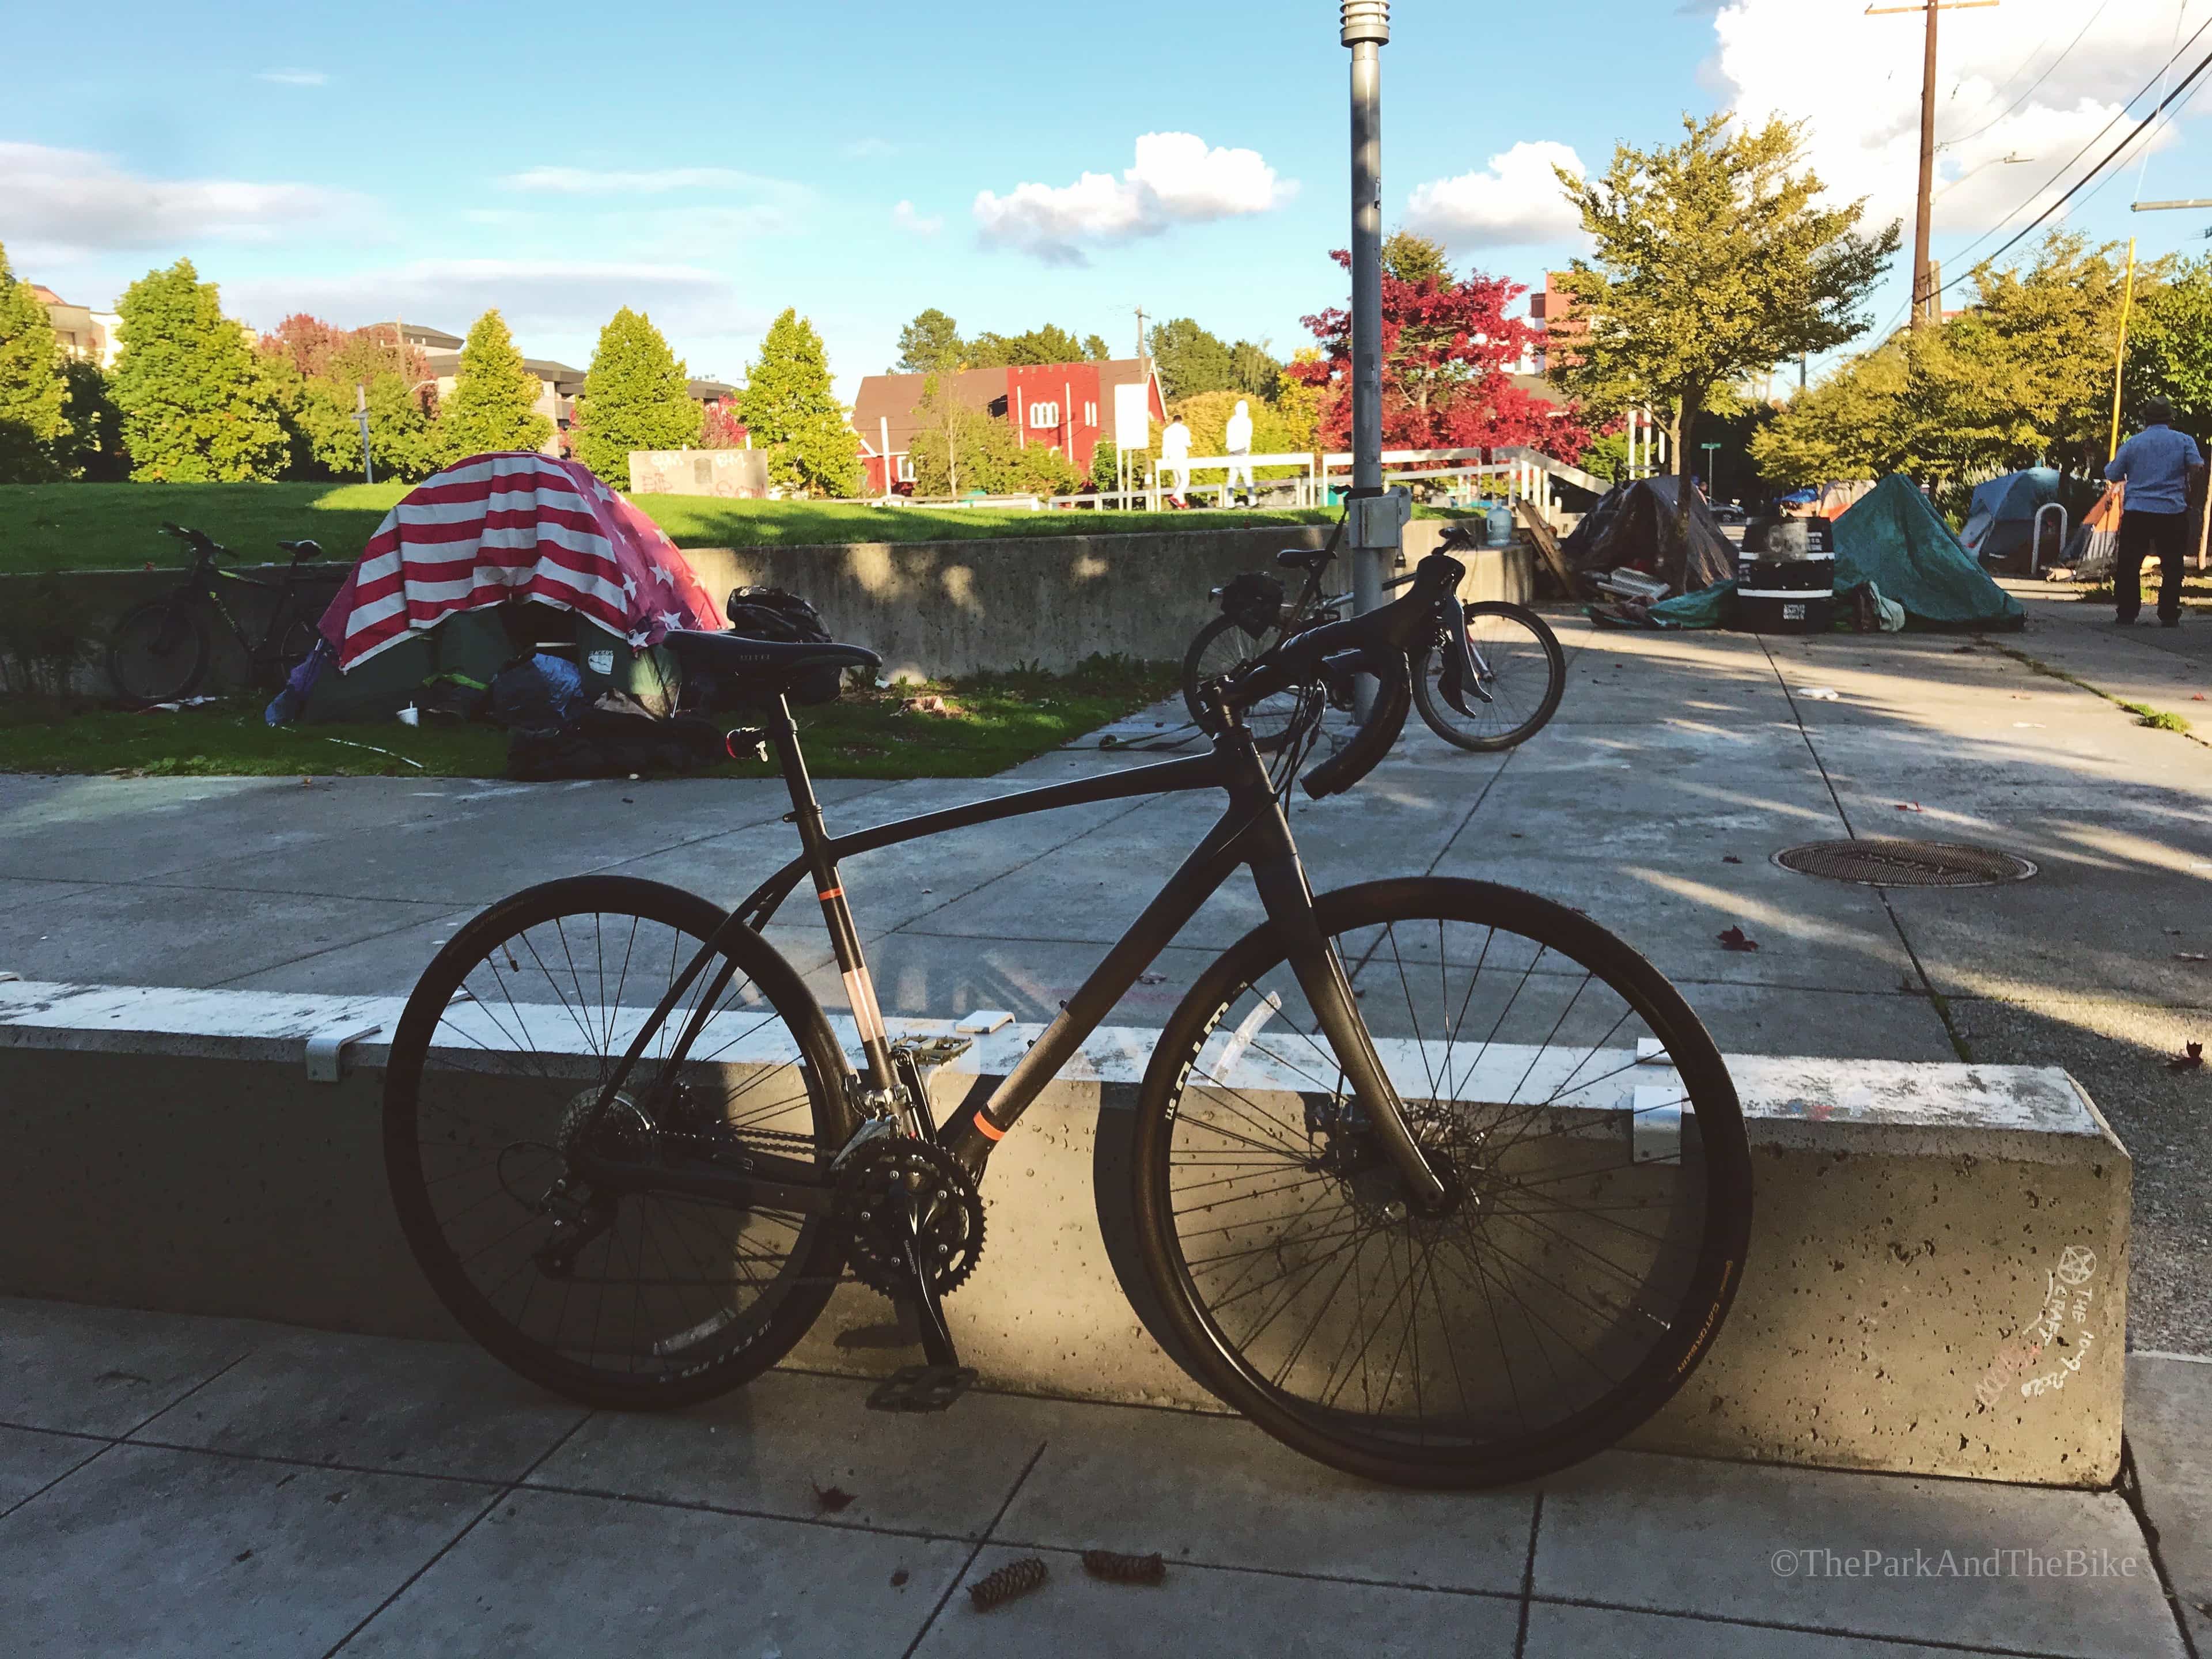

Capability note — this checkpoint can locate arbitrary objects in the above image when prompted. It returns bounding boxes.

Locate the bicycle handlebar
[1219,550,1467,800]
[159,523,228,560]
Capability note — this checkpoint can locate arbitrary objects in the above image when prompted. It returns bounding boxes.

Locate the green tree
[2125,251,2211,444]
[1082,333,1112,362]
[439,309,552,461]
[968,323,1091,368]
[1228,339,1282,400]
[260,320,440,483]
[1147,317,1237,399]
[896,308,966,373]
[1382,229,1452,285]
[907,373,1081,498]
[56,358,127,480]
[111,258,289,482]
[1554,113,1899,537]
[741,308,862,497]
[570,308,701,488]
[0,241,68,482]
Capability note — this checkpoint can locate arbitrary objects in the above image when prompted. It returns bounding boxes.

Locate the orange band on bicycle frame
[971,1112,1007,1143]
[817,887,843,903]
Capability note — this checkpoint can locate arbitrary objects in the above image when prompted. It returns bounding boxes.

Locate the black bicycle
[1183,520,1566,754]
[382,547,1750,1488]
[105,523,332,707]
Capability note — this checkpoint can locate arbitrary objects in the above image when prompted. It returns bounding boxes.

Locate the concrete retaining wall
[0,980,2126,1486]
[10,522,1531,690]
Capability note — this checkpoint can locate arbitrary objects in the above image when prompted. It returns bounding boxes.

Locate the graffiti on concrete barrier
[1973,1247,2097,1409]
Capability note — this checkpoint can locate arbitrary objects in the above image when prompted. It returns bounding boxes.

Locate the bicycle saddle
[1274,545,1332,571]
[278,540,323,560]
[663,630,882,703]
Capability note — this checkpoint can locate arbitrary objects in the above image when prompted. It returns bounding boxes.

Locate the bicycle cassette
[835,1136,985,1298]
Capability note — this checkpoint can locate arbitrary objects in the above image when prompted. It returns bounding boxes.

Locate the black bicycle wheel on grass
[106,599,210,707]
[384,876,856,1410]
[1182,614,1311,752]
[1132,878,1749,1488]
[1411,601,1565,753]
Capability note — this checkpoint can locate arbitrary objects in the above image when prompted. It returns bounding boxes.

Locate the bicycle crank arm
[570,1150,838,1218]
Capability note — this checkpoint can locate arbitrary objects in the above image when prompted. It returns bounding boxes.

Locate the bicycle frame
[161,558,314,667]
[575,691,1448,1215]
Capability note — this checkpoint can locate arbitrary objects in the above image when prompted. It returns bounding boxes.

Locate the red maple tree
[1293,253,1589,461]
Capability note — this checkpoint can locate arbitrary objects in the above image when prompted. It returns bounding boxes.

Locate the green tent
[1833,475,2025,630]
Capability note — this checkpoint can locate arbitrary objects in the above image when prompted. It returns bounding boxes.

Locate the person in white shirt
[1160,416,1192,507]
[1224,399,1256,505]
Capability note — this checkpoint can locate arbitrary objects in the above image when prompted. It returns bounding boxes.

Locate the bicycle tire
[107,599,210,707]
[267,614,320,690]
[1411,602,1565,753]
[1181,613,1311,753]
[384,876,857,1411]
[1131,877,1750,1488]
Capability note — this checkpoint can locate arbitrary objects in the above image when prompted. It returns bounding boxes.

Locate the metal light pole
[1343,0,1395,721]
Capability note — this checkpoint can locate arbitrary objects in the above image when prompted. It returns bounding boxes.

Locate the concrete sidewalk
[1,1297,2202,1658]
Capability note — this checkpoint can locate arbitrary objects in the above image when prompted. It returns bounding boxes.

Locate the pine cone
[967,1556,1048,1611]
[1082,1550,1166,1585]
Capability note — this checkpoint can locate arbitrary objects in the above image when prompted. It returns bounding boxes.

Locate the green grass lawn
[0,483,1335,575]
[0,660,1179,781]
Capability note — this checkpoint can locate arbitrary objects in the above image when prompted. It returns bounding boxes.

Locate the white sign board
[1113,381,1152,453]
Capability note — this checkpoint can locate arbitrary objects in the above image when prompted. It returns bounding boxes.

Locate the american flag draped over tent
[319,452,725,672]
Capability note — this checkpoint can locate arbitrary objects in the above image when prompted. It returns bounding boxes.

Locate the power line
[1945,36,2212,295]
[1940,0,2112,151]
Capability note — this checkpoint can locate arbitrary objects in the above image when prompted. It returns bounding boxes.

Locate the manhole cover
[1773,839,2037,888]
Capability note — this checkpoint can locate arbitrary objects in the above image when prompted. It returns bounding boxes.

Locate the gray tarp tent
[1833,475,2025,630]
[1559,475,1737,596]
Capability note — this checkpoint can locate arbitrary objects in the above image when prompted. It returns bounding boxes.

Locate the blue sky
[7,0,2209,398]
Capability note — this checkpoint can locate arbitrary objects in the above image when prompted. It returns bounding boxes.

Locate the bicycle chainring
[835,1137,985,1298]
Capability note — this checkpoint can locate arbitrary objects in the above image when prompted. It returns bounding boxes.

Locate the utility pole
[1868,1,2000,328]
[2130,198,2212,567]
[1343,0,1397,722]
[2107,237,2139,465]
[354,382,376,484]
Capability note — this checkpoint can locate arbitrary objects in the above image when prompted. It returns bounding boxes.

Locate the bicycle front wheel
[1412,601,1565,752]
[384,876,856,1411]
[1182,615,1310,752]
[107,600,210,707]
[1132,878,1750,1488]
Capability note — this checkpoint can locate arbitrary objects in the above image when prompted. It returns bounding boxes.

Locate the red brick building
[850,359,1166,494]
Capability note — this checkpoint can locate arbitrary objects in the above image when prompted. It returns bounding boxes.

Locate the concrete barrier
[10,523,1531,690]
[0,978,2120,1485]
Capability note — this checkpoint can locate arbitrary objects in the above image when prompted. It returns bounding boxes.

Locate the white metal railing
[2031,502,2068,577]
[1145,452,1322,510]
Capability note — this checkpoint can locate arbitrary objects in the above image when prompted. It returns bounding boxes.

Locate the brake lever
[1437,597,1493,716]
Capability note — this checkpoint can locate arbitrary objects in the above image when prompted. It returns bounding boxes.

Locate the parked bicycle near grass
[1181,518,1566,755]
[383,534,1749,1490]
[105,524,332,707]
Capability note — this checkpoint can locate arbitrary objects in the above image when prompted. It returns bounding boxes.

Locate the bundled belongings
[2055,482,2123,580]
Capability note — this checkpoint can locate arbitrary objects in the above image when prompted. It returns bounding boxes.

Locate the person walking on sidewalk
[2104,396,2207,627]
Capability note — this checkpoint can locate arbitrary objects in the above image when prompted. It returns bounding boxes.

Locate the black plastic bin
[1738,585,1834,634]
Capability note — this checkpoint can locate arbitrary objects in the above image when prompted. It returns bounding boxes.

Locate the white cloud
[973,132,1295,266]
[0,142,364,263]
[846,138,897,160]
[892,200,943,237]
[223,259,764,343]
[1404,141,1588,250]
[256,67,328,86]
[1712,0,2196,247]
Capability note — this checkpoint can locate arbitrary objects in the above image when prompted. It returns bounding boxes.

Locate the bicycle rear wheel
[1411,602,1565,752]
[384,876,856,1410]
[107,600,210,707]
[1132,878,1749,1488]
[1182,615,1312,752]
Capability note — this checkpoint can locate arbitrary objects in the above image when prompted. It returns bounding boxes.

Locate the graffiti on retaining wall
[1974,1246,2097,1408]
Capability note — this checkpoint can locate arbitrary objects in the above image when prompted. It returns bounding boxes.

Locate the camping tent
[319,452,724,672]
[2057,482,2124,578]
[1959,468,2059,567]
[1559,475,1737,596]
[1832,475,2024,630]
[1779,480,1875,521]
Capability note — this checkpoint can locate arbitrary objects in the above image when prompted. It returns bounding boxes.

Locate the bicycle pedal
[866,1363,977,1414]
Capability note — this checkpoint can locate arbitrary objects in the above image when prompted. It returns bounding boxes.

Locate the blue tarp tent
[1959,468,2059,565]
